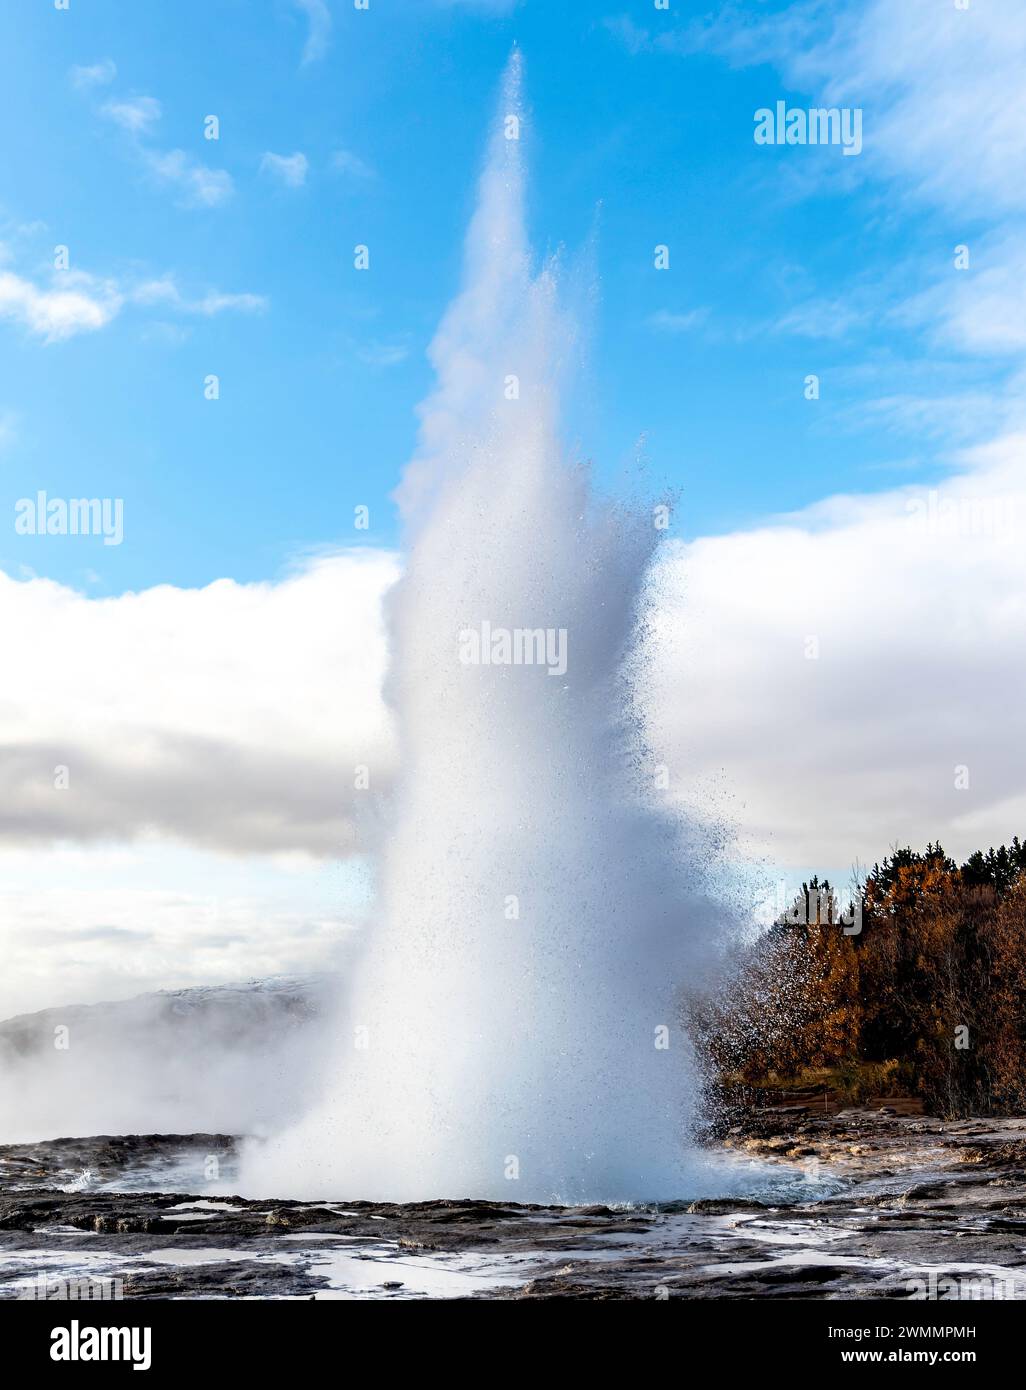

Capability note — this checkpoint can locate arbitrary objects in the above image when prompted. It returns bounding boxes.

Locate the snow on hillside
[0,976,334,1144]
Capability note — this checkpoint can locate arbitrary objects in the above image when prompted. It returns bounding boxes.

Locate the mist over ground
[0,976,330,1144]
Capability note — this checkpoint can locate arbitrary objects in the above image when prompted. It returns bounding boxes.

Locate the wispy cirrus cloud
[899,236,1026,358]
[260,151,309,188]
[330,149,375,180]
[848,384,1026,447]
[69,59,116,91]
[101,95,161,134]
[647,308,708,334]
[601,15,657,56]
[772,294,870,341]
[143,148,234,208]
[132,276,269,317]
[646,0,1026,217]
[613,0,1026,459]
[294,0,331,65]
[86,83,233,208]
[355,339,410,368]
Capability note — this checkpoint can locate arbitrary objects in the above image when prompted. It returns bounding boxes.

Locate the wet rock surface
[3,1103,1026,1299]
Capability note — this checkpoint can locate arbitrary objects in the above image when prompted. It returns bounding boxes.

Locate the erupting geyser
[243,55,726,1203]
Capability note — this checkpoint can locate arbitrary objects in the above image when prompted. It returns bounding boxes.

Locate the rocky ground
[2,1095,1026,1299]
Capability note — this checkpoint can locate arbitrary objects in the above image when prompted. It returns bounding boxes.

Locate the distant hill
[0,976,334,1144]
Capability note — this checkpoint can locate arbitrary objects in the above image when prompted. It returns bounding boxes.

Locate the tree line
[692,839,1026,1116]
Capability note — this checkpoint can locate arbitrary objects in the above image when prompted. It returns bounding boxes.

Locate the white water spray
[243,56,727,1203]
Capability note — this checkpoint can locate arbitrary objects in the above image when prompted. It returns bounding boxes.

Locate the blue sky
[3,0,1026,1016]
[1,0,1006,594]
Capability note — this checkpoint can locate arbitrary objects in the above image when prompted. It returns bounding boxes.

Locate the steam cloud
[241,56,730,1204]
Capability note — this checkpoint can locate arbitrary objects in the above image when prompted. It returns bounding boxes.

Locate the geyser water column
[243,55,723,1204]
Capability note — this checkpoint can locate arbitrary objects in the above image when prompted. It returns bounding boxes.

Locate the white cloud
[295,0,331,64]
[641,432,1026,872]
[0,601,380,1011]
[132,276,268,316]
[0,262,264,344]
[0,553,398,858]
[145,148,234,207]
[69,59,116,90]
[330,149,375,180]
[2,441,1023,1014]
[6,430,1025,879]
[101,95,162,134]
[0,842,354,1021]
[0,268,121,342]
[260,151,309,188]
[15,3,1026,1027]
